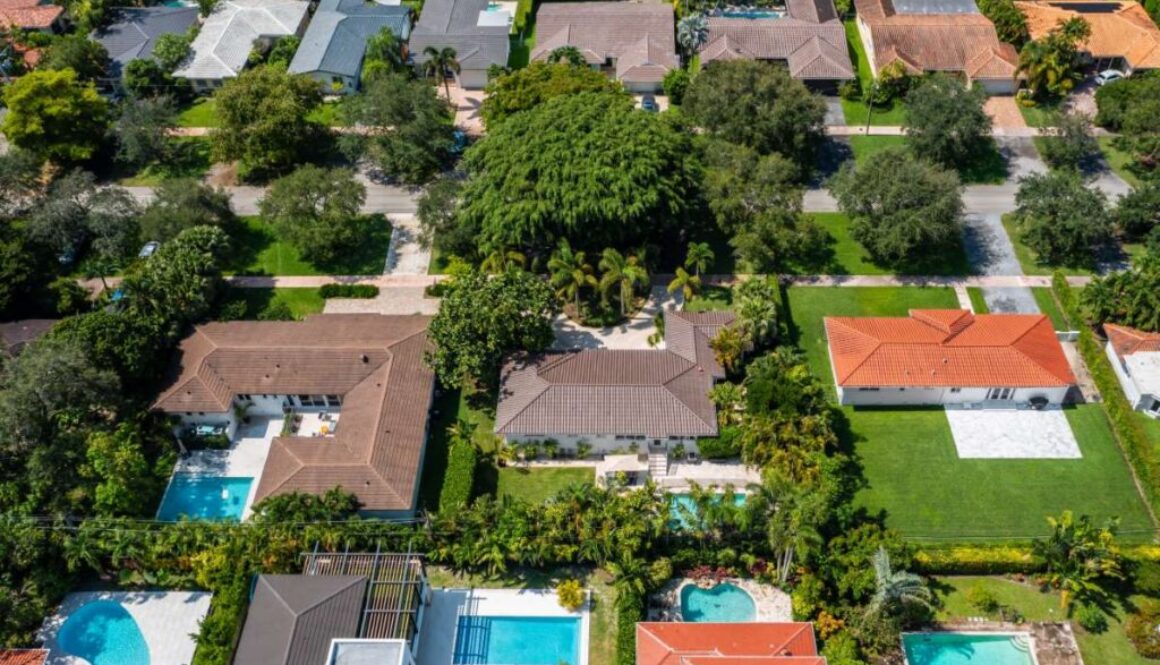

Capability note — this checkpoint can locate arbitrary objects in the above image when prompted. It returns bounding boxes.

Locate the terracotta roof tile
[0,651,48,665]
[636,622,822,665]
[825,309,1075,387]
[1106,323,1160,357]
[1017,1,1160,70]
[0,2,61,29]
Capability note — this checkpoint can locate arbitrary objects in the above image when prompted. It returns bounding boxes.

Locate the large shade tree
[258,165,367,266]
[457,92,699,254]
[1012,170,1112,268]
[481,61,624,128]
[903,74,993,169]
[2,68,109,163]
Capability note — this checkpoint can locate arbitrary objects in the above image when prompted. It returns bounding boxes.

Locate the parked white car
[1095,69,1126,85]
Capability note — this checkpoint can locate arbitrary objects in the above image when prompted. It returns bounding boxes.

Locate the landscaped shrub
[662,69,690,105]
[820,630,866,665]
[1131,558,1160,596]
[966,585,1000,613]
[556,579,585,611]
[697,426,741,459]
[191,576,249,665]
[438,441,477,512]
[1127,599,1160,658]
[912,546,1044,575]
[319,283,379,299]
[1075,603,1108,633]
[615,590,645,665]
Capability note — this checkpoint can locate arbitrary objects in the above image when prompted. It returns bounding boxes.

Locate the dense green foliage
[2,68,110,163]
[113,96,179,168]
[481,61,625,128]
[827,147,964,269]
[318,284,379,298]
[1040,111,1099,171]
[1082,251,1160,331]
[24,170,140,265]
[439,441,478,511]
[40,35,110,82]
[977,0,1030,46]
[457,92,698,254]
[615,589,644,665]
[903,75,992,169]
[1115,183,1160,241]
[1012,171,1112,268]
[258,166,367,265]
[1017,17,1090,99]
[140,178,236,243]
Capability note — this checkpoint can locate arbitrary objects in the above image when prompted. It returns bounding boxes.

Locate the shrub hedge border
[319,283,380,299]
[616,589,644,665]
[438,442,478,512]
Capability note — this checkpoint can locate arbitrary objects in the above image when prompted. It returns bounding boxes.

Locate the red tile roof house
[530,2,678,93]
[1103,324,1160,418]
[824,310,1075,406]
[854,0,1020,94]
[495,311,734,457]
[0,0,63,32]
[152,314,436,517]
[637,622,827,665]
[0,650,48,665]
[699,0,855,93]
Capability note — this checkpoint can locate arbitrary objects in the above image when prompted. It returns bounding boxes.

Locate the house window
[857,387,880,392]
[326,394,342,407]
[298,395,327,407]
[236,394,252,402]
[987,387,1014,400]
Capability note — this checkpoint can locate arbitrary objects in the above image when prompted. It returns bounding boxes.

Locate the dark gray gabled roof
[409,0,509,68]
[288,0,411,79]
[234,574,368,665]
[90,6,199,77]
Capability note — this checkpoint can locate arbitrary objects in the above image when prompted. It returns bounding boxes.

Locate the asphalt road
[123,184,421,215]
[804,185,1022,215]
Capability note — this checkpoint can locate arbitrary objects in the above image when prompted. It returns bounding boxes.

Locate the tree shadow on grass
[225,219,277,275]
[312,214,393,275]
[958,139,1009,185]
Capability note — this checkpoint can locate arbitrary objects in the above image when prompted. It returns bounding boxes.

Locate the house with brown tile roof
[699,0,855,91]
[153,314,435,516]
[0,650,48,665]
[1104,323,1160,417]
[495,311,734,453]
[825,309,1075,406]
[1017,0,1160,74]
[530,2,678,92]
[0,0,63,32]
[636,622,826,665]
[855,0,1019,93]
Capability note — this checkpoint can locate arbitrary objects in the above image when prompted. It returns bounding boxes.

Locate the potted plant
[577,440,592,460]
[671,442,686,460]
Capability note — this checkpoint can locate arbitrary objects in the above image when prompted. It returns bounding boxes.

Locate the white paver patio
[173,416,280,519]
[552,286,676,351]
[418,588,590,665]
[660,460,761,489]
[945,406,1081,459]
[41,591,212,665]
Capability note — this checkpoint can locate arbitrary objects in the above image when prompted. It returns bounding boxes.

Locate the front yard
[846,135,1008,184]
[1001,214,1100,276]
[113,137,214,186]
[809,212,972,276]
[216,287,325,320]
[223,216,392,276]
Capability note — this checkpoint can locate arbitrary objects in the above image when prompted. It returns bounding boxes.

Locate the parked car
[138,241,160,259]
[640,94,658,112]
[1095,69,1125,86]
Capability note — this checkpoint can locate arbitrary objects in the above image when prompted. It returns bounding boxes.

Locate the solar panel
[892,0,981,13]
[1046,1,1122,12]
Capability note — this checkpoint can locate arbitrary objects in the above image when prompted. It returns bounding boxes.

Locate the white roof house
[174,0,309,87]
[1105,323,1160,418]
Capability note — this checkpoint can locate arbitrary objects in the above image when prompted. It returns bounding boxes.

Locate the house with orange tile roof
[1016,0,1160,74]
[854,0,1019,93]
[824,309,1075,406]
[0,0,63,32]
[0,650,48,665]
[636,621,826,665]
[1104,323,1160,417]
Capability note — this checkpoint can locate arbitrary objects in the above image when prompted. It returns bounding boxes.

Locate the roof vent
[361,354,369,363]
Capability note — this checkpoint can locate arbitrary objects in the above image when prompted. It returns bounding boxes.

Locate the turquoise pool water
[156,474,252,521]
[720,9,784,18]
[903,632,1035,665]
[680,583,756,622]
[57,600,150,665]
[669,493,747,529]
[454,616,580,665]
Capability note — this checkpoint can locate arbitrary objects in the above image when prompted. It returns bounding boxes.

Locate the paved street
[123,182,421,215]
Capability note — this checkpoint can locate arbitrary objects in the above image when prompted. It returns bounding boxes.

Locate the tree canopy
[480,61,625,127]
[827,147,964,269]
[1082,249,1160,332]
[682,60,827,169]
[977,0,1030,47]
[139,178,237,243]
[1013,170,1112,268]
[40,35,110,82]
[903,74,993,169]
[457,92,699,254]
[258,165,367,265]
[112,95,178,168]
[2,68,110,163]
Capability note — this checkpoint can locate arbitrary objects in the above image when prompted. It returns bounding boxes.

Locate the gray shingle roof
[409,0,509,69]
[234,574,367,665]
[495,311,734,438]
[174,0,309,80]
[288,0,411,79]
[91,6,199,77]
[529,2,677,84]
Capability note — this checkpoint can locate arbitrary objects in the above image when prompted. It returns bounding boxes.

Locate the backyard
[223,216,392,276]
[841,19,906,125]
[497,467,594,504]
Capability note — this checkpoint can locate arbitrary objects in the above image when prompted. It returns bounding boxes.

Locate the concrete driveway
[552,286,676,350]
[822,96,845,126]
[945,406,1081,459]
[960,212,1040,313]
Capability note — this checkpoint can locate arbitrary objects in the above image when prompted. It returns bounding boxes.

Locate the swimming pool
[454,616,581,665]
[669,493,747,529]
[903,632,1035,665]
[156,474,253,521]
[680,583,756,622]
[57,600,150,665]
[716,8,785,18]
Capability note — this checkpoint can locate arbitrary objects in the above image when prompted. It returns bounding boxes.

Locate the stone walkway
[323,286,439,315]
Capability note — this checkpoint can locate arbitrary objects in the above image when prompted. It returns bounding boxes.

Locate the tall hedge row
[616,590,645,665]
[438,442,478,512]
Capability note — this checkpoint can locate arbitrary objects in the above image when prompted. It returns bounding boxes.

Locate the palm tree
[599,248,650,316]
[548,238,597,313]
[709,325,747,373]
[423,46,459,100]
[869,547,932,615]
[480,247,527,274]
[667,266,701,301]
[547,46,586,66]
[676,15,710,60]
[1033,511,1122,608]
[745,473,824,584]
[684,241,714,278]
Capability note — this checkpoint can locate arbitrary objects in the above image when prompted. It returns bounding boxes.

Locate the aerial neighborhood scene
[5,0,1160,660]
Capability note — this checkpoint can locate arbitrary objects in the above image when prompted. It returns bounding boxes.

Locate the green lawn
[217,287,325,320]
[497,467,594,504]
[1018,97,1064,128]
[841,18,906,125]
[223,216,392,276]
[1001,214,1097,276]
[846,136,1007,184]
[508,12,536,69]
[936,576,1153,665]
[115,137,213,186]
[417,388,500,511]
[177,98,219,128]
[967,287,989,313]
[848,135,908,168]
[685,285,734,312]
[426,566,618,665]
[1032,287,1072,331]
[1099,138,1142,188]
[806,212,974,276]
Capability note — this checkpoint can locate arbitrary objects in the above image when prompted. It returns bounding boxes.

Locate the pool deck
[650,578,791,623]
[907,622,1083,665]
[173,416,281,520]
[40,591,212,665]
[417,588,590,665]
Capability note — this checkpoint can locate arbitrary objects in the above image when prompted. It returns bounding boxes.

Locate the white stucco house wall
[1104,323,1160,418]
[825,309,1075,407]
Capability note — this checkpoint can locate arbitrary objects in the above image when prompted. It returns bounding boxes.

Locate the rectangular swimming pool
[156,474,253,521]
[903,632,1035,665]
[454,616,581,665]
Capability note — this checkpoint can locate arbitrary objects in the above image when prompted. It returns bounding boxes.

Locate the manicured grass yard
[216,287,325,320]
[177,98,219,128]
[684,285,733,312]
[114,137,213,186]
[967,286,989,313]
[1099,137,1142,188]
[223,216,392,276]
[426,566,618,665]
[841,19,906,125]
[1032,287,1072,331]
[936,576,1152,665]
[848,136,908,169]
[497,467,594,504]
[807,212,972,275]
[1018,97,1064,128]
[785,286,1152,541]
